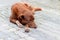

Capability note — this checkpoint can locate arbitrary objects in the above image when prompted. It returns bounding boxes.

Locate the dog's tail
[32,8,42,12]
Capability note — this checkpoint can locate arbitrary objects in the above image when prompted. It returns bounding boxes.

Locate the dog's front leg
[10,17,23,28]
[25,24,30,32]
[16,20,23,28]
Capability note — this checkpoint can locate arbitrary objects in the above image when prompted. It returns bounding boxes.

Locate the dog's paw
[25,29,30,33]
[18,24,23,28]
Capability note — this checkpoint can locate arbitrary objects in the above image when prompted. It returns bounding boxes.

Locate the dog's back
[11,3,32,16]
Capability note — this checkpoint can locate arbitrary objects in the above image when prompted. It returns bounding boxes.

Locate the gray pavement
[0,0,60,40]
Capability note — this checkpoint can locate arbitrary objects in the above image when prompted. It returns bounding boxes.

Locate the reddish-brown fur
[10,3,42,32]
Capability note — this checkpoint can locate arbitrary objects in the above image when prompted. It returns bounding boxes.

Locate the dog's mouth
[22,23,26,25]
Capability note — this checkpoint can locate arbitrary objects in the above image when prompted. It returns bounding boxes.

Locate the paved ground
[0,0,60,40]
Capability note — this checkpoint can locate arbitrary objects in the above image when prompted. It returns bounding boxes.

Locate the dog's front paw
[18,24,23,28]
[25,29,30,33]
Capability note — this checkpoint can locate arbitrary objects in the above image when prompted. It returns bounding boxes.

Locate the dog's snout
[34,26,37,29]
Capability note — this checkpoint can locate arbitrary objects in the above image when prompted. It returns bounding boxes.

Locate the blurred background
[0,0,60,40]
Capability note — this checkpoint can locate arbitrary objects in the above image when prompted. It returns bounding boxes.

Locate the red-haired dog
[10,3,42,32]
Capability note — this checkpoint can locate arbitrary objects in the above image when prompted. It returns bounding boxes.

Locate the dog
[10,3,42,32]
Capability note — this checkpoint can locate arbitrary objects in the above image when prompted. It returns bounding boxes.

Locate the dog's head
[18,11,37,28]
[17,3,42,28]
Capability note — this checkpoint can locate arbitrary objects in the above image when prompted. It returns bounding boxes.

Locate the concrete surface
[0,0,60,40]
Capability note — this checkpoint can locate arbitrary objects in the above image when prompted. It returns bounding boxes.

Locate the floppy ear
[18,14,25,20]
[20,15,25,19]
[19,15,25,19]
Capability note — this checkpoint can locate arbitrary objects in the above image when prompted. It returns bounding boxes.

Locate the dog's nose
[25,29,30,33]
[34,26,37,29]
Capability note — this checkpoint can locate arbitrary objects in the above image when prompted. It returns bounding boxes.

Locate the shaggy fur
[10,3,42,32]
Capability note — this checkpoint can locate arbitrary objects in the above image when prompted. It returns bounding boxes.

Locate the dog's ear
[20,15,25,19]
[19,15,25,19]
[18,14,25,20]
[18,14,25,22]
